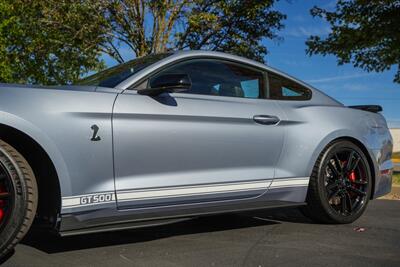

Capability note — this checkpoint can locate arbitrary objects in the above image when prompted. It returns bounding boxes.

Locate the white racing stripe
[117,180,272,202]
[61,177,310,209]
[62,198,81,207]
[270,177,309,188]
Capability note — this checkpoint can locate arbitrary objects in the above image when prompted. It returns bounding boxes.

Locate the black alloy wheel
[302,140,372,224]
[324,148,369,216]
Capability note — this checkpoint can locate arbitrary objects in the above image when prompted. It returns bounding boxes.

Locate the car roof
[168,50,300,83]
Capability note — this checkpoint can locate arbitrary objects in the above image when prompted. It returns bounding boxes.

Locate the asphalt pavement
[1,199,399,267]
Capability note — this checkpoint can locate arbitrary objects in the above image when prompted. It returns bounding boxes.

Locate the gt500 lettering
[80,193,113,205]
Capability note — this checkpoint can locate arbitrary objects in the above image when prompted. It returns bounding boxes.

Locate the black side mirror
[137,74,191,96]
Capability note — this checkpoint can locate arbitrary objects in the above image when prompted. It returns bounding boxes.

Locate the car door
[113,58,285,209]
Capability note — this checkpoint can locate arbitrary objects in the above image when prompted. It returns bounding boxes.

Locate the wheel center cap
[338,177,348,188]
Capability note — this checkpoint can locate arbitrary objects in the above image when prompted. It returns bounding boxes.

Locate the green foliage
[100,0,286,63]
[0,0,285,85]
[306,0,400,83]
[177,0,286,62]
[393,173,400,185]
[0,0,108,85]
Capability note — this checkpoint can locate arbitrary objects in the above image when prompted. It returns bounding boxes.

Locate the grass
[394,151,400,185]
[393,172,400,185]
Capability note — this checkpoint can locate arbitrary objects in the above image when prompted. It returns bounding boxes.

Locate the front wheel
[302,140,372,224]
[0,140,38,258]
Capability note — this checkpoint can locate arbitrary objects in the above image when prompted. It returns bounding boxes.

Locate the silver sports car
[0,51,393,256]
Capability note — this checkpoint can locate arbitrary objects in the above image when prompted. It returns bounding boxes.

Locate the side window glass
[149,59,264,99]
[241,79,260,98]
[282,87,302,97]
[268,73,312,100]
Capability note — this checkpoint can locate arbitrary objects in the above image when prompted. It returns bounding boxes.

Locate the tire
[0,140,38,258]
[302,140,372,224]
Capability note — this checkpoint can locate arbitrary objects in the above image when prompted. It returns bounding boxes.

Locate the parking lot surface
[2,200,400,267]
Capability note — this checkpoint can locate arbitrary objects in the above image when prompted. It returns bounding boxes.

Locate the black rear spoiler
[348,105,383,113]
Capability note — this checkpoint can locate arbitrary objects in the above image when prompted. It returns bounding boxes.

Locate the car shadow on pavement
[20,207,311,254]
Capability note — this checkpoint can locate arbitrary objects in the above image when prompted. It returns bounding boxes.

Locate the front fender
[0,111,72,196]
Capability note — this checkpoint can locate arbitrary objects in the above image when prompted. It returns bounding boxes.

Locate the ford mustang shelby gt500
[0,51,393,256]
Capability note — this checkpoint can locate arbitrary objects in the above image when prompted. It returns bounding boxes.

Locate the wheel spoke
[340,194,347,214]
[347,186,366,196]
[0,192,10,199]
[351,198,360,211]
[329,187,341,199]
[344,151,361,173]
[346,151,355,172]
[328,162,340,178]
[353,179,368,185]
[333,153,343,173]
[326,181,338,191]
[348,156,361,172]
[345,192,353,213]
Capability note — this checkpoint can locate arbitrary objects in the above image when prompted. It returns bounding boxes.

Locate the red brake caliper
[0,184,5,222]
[348,170,356,182]
[342,159,357,183]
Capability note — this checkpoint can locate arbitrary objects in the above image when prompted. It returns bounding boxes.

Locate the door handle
[253,115,280,125]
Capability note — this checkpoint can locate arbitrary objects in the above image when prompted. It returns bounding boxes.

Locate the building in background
[390,128,400,172]
[391,128,400,153]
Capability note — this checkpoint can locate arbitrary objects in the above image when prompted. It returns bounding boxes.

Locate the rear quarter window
[268,73,312,101]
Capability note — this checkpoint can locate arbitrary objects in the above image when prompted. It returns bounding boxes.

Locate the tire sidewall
[0,146,29,254]
[316,141,372,224]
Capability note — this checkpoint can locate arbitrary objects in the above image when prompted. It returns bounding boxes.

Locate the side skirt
[59,200,306,236]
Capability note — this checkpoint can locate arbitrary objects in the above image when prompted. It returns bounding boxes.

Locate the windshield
[76,53,172,87]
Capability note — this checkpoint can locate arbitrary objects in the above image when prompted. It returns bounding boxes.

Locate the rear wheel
[0,140,38,258]
[303,140,372,224]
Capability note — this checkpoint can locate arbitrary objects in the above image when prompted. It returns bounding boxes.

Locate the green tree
[306,0,400,83]
[0,0,285,85]
[103,0,285,63]
[0,0,108,85]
